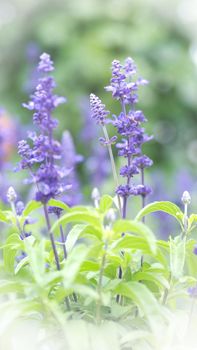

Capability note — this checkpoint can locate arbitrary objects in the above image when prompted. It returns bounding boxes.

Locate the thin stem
[60,224,67,259]
[44,204,71,310]
[141,168,145,223]
[183,203,188,237]
[162,273,171,305]
[102,125,122,216]
[122,197,127,219]
[11,202,25,239]
[96,241,108,324]
[59,222,77,303]
[43,204,60,271]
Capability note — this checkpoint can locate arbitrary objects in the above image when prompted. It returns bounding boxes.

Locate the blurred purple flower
[188,285,197,298]
[61,130,83,206]
[193,244,197,255]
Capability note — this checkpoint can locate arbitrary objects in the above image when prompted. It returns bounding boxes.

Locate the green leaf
[185,239,197,277]
[15,256,29,274]
[99,195,113,213]
[0,280,25,294]
[80,260,100,272]
[188,214,197,231]
[48,199,71,212]
[114,282,163,325]
[51,211,101,234]
[170,236,186,279]
[113,219,156,254]
[111,236,167,266]
[132,271,170,289]
[0,210,9,223]
[66,224,87,252]
[24,239,45,283]
[66,224,97,252]
[62,245,90,287]
[3,234,23,273]
[23,200,42,217]
[135,201,183,225]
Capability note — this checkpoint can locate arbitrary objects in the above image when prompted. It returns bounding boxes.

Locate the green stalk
[43,204,71,311]
[102,125,122,216]
[10,201,24,239]
[96,240,108,324]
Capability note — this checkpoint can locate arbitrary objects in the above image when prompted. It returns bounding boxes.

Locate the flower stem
[43,204,71,311]
[141,168,145,221]
[10,202,24,239]
[102,125,122,215]
[59,224,67,259]
[96,241,108,324]
[43,204,60,271]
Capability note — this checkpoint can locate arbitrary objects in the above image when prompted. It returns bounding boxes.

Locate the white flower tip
[91,187,100,201]
[181,191,191,205]
[7,186,17,203]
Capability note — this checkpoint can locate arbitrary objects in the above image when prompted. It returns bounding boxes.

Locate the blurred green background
[0,0,197,213]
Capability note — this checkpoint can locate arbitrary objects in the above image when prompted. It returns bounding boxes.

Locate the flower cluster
[89,94,109,126]
[90,57,153,218]
[106,58,153,210]
[18,53,68,203]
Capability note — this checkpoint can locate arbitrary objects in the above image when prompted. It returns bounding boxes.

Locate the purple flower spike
[106,57,153,216]
[91,57,153,218]
[90,94,109,125]
[38,53,54,72]
[18,53,69,204]
[133,155,153,169]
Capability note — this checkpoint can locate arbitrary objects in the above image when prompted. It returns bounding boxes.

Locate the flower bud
[91,187,100,202]
[181,191,191,205]
[7,186,17,203]
[106,208,116,223]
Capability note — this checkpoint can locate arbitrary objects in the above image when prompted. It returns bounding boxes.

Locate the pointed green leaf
[51,211,101,233]
[99,195,113,213]
[113,219,156,253]
[0,210,10,223]
[135,201,183,225]
[170,236,186,279]
[23,200,42,216]
[114,282,162,323]
[3,234,23,273]
[15,256,29,274]
[48,199,71,212]
[66,224,89,252]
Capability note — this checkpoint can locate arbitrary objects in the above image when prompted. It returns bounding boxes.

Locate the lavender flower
[80,96,111,188]
[90,57,152,218]
[105,57,153,217]
[18,53,67,204]
[90,94,109,125]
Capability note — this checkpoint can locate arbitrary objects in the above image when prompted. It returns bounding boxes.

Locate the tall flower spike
[105,57,152,218]
[18,53,67,204]
[90,93,122,214]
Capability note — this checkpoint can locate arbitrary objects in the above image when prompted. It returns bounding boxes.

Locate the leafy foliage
[0,193,197,350]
